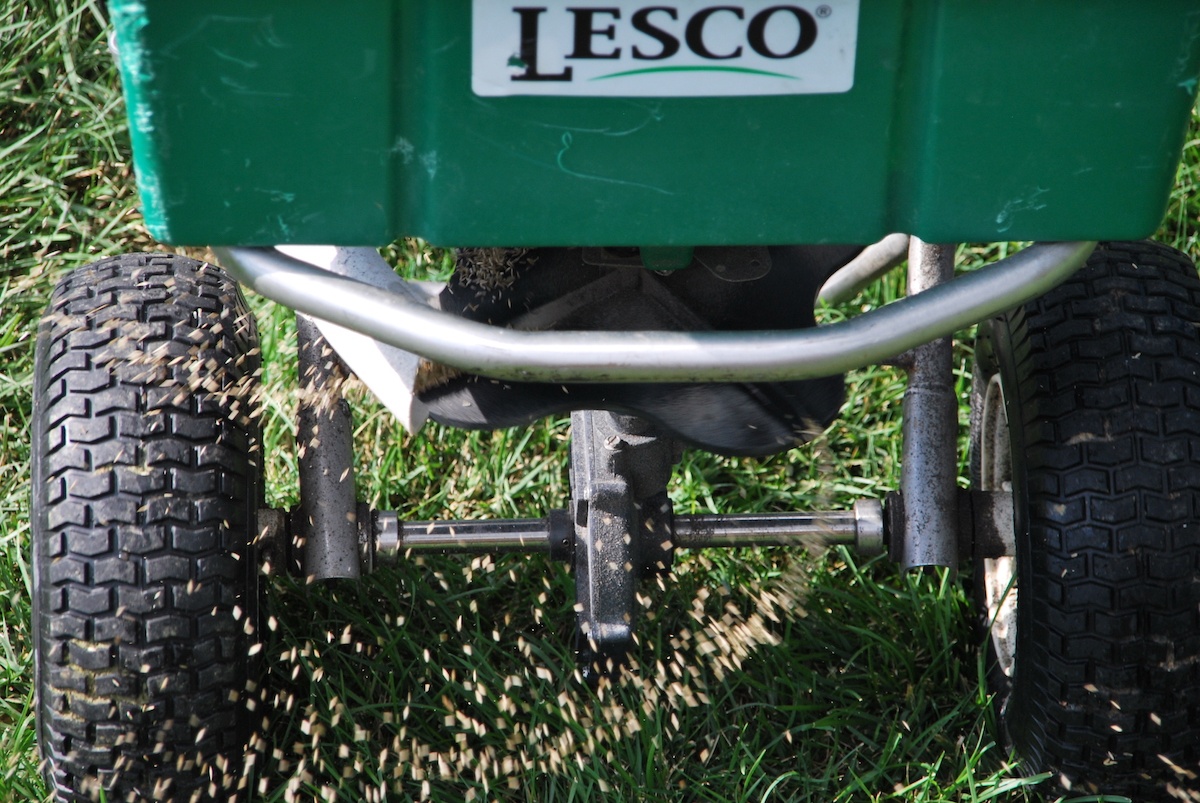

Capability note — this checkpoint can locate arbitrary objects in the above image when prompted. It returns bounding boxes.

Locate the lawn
[2,2,1199,802]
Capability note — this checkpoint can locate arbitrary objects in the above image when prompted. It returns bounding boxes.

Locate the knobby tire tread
[983,241,1200,799]
[32,253,262,802]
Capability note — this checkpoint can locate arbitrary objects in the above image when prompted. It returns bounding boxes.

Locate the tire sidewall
[972,314,1043,766]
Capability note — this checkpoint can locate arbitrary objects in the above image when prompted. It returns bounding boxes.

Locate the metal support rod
[374,511,570,558]
[897,240,960,571]
[296,314,361,580]
[674,512,855,547]
[371,501,885,562]
[675,500,884,554]
[216,242,1094,384]
[817,233,911,305]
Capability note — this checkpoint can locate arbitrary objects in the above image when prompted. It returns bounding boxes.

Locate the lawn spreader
[28,2,1200,800]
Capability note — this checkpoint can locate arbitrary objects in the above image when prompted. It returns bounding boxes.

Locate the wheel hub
[979,372,1017,679]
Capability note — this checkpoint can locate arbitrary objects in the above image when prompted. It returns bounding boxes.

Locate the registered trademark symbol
[816,5,832,17]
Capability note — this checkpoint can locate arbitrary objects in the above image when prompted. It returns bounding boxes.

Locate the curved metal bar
[215,241,1095,383]
[817,232,910,305]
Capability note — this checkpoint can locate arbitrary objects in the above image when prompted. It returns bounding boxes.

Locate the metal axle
[375,510,574,561]
[371,500,885,566]
[674,500,884,553]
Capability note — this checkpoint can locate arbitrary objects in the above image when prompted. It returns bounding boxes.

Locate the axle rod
[371,500,884,565]
[674,500,884,553]
[374,510,573,561]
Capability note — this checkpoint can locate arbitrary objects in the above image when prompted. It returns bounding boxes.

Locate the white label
[472,1,859,97]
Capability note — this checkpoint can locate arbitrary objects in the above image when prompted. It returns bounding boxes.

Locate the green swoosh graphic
[591,65,798,81]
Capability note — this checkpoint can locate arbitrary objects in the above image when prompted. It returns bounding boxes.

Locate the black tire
[31,253,263,802]
[971,241,1200,799]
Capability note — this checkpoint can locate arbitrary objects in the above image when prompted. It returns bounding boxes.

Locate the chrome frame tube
[817,232,910,305]
[215,241,1095,384]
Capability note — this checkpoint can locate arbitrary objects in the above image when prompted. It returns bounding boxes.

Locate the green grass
[2,2,1198,802]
